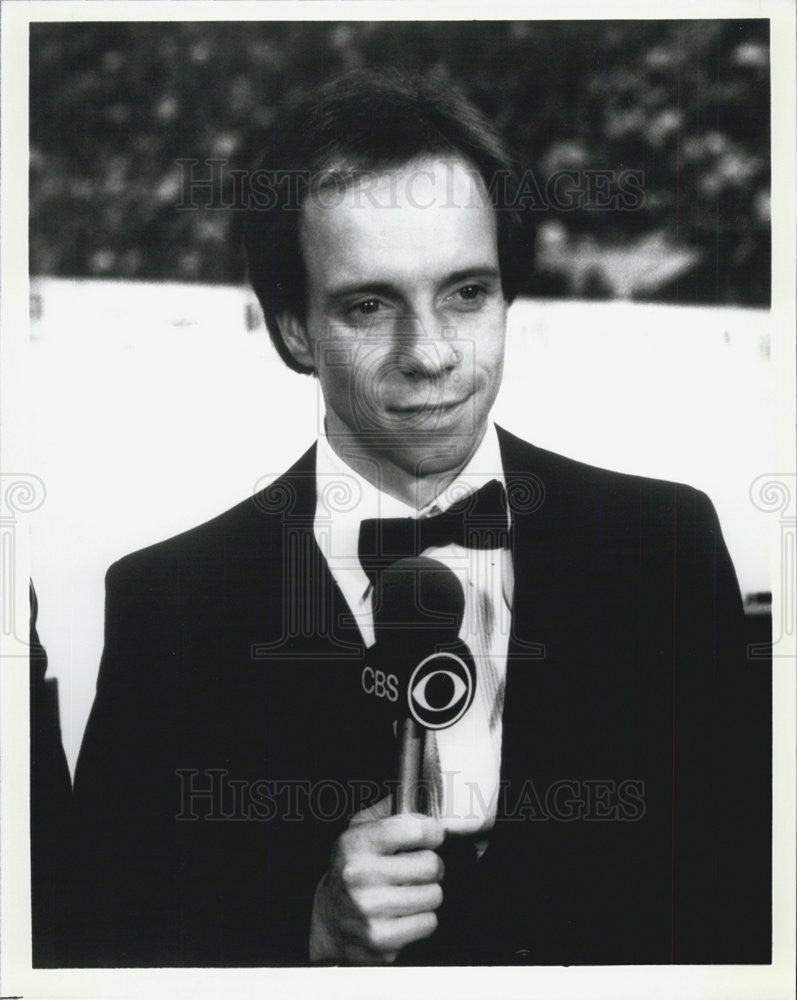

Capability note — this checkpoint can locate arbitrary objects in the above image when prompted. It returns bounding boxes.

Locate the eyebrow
[324,266,502,305]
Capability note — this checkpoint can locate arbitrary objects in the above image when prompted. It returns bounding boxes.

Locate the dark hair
[244,68,534,374]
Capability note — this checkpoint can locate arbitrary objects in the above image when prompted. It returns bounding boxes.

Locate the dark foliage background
[29,19,770,305]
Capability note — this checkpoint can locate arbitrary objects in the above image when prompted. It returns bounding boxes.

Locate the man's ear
[276,311,315,372]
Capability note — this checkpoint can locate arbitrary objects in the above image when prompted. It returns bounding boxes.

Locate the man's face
[289,155,507,484]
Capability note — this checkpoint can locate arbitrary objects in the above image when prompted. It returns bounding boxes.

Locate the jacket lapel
[255,442,366,661]
[496,427,554,805]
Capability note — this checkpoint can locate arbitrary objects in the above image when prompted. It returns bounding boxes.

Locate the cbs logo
[361,666,399,703]
[407,651,475,729]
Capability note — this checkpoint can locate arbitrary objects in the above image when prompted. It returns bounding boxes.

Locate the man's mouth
[385,394,472,416]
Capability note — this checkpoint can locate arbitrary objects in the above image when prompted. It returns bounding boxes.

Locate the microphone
[369,557,477,815]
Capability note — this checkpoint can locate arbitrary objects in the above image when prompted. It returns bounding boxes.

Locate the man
[73,70,769,967]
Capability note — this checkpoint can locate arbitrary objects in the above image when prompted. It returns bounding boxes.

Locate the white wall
[28,279,773,775]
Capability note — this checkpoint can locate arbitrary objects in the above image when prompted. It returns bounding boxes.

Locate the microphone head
[367,557,476,730]
[373,556,465,641]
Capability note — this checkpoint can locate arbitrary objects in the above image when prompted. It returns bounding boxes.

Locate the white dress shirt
[313,423,514,836]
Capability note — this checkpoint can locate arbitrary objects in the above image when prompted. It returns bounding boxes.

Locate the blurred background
[31,19,770,302]
[28,20,773,774]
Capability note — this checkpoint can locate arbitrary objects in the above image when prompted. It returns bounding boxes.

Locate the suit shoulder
[496,425,714,524]
[107,444,316,592]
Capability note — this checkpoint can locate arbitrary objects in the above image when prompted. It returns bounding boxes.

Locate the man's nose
[392,313,461,380]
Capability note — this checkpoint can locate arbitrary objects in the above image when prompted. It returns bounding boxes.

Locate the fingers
[340,848,445,888]
[355,881,443,918]
[313,809,446,964]
[382,849,445,886]
[362,912,439,954]
[345,811,445,856]
[311,861,442,965]
[349,793,392,826]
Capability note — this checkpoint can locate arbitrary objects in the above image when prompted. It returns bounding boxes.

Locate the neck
[324,415,487,510]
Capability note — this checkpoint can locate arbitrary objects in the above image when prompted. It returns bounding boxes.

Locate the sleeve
[670,488,771,962]
[71,552,336,967]
[72,555,185,966]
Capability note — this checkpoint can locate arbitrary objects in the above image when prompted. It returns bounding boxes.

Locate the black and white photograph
[1,4,794,998]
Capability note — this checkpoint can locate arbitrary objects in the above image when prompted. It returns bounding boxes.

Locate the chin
[390,430,480,477]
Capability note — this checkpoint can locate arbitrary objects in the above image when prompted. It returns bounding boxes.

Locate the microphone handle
[393,717,424,815]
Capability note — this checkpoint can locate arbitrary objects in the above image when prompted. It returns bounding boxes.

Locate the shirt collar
[313,423,508,642]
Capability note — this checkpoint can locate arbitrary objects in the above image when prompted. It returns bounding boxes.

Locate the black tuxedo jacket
[72,428,770,966]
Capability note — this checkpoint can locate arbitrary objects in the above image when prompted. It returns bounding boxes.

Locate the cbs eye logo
[407,651,476,730]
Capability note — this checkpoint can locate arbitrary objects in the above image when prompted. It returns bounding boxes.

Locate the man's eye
[447,284,486,306]
[353,299,381,315]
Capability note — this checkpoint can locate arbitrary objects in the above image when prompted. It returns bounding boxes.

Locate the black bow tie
[358,479,510,586]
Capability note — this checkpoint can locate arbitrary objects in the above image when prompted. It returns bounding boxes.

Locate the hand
[309,795,445,965]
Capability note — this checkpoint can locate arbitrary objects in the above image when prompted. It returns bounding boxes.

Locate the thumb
[349,793,393,826]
